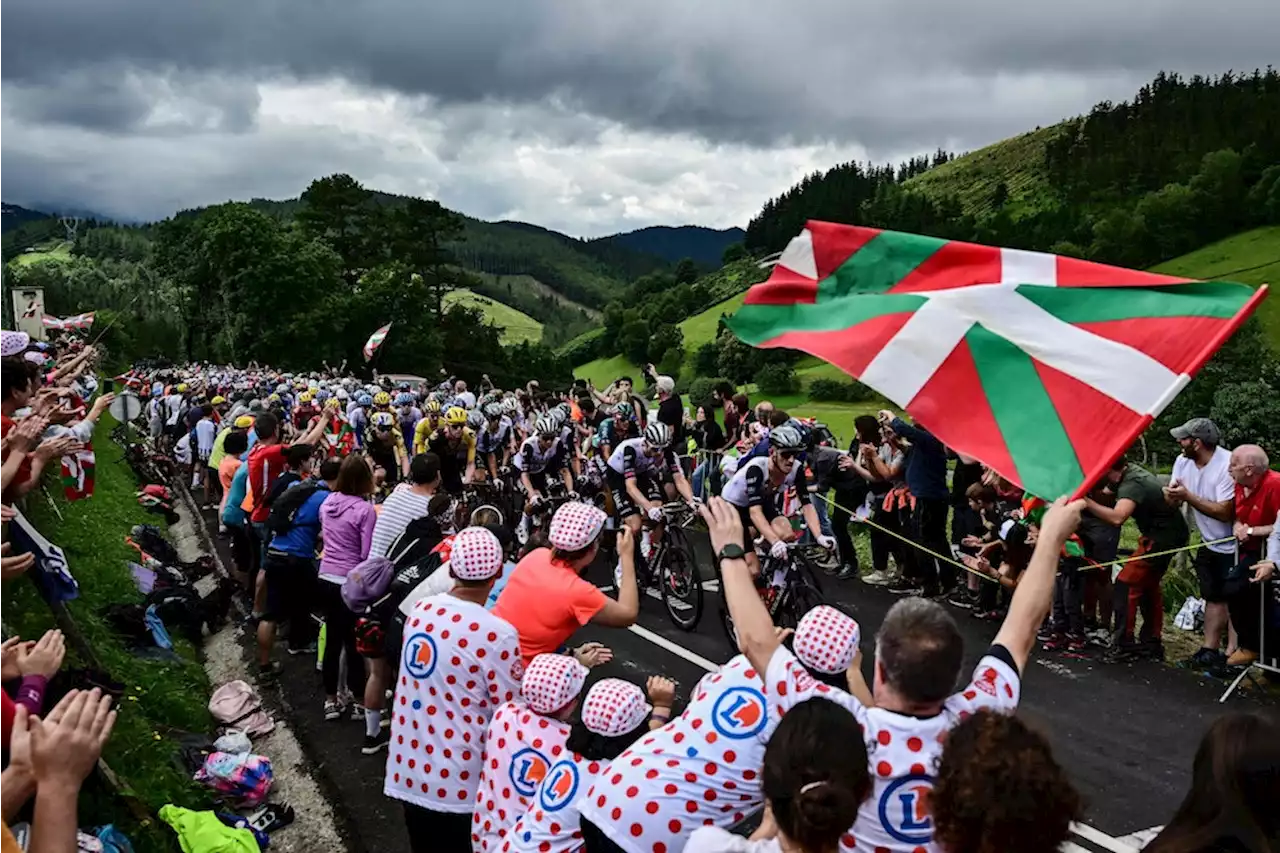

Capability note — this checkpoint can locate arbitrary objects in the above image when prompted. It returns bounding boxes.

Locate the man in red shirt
[1227,444,1280,666]
[245,411,327,566]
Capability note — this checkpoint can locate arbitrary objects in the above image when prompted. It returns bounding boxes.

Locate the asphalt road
[203,510,1277,852]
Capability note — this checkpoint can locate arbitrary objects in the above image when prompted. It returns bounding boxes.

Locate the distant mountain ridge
[592,225,745,267]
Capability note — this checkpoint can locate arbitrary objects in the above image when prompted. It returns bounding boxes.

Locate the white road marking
[625,624,718,672]
[1070,821,1140,853]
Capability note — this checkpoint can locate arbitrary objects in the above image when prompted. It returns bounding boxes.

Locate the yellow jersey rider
[427,406,477,494]
[413,397,445,454]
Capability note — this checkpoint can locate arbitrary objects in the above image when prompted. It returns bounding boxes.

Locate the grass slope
[11,240,73,266]
[6,414,212,852]
[902,125,1064,217]
[443,288,544,345]
[1150,225,1280,342]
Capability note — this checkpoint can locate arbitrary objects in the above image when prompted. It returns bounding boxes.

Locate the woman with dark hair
[685,697,871,853]
[1146,713,1280,853]
[317,454,377,723]
[931,709,1081,853]
[506,676,674,853]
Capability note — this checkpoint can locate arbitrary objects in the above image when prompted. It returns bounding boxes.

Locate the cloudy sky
[3,0,1277,237]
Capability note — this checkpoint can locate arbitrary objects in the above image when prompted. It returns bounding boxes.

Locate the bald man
[1226,444,1280,666]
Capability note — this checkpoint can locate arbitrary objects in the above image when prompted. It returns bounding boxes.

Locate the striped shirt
[369,484,435,558]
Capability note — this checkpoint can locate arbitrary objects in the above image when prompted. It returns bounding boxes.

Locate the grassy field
[11,241,73,266]
[6,414,213,851]
[443,287,544,345]
[1150,225,1280,343]
[902,125,1064,218]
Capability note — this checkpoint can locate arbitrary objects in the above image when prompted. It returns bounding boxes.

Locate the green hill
[902,125,1063,217]
[1150,226,1280,341]
[442,288,544,345]
[11,240,73,266]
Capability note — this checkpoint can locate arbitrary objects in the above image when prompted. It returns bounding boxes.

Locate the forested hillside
[590,225,746,267]
[746,70,1280,275]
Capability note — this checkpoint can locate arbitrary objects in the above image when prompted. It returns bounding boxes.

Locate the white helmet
[644,422,672,449]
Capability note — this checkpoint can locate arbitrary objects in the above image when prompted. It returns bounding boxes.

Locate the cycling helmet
[467,410,486,430]
[317,390,331,403]
[373,391,392,407]
[276,383,288,394]
[424,398,443,414]
[549,408,567,426]
[443,406,468,427]
[769,425,805,452]
[502,397,520,414]
[357,393,373,407]
[398,381,410,391]
[210,395,226,405]
[613,401,634,418]
[335,388,349,401]
[535,416,559,438]
[484,402,504,419]
[176,383,188,392]
[267,393,281,403]
[395,392,415,407]
[371,411,396,430]
[297,391,312,403]
[643,422,672,449]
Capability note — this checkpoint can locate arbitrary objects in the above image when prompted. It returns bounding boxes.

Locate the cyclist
[605,422,695,573]
[395,392,421,443]
[595,400,638,460]
[365,410,409,488]
[427,406,477,495]
[350,393,373,449]
[475,402,515,484]
[720,423,834,575]
[413,398,444,454]
[513,416,575,541]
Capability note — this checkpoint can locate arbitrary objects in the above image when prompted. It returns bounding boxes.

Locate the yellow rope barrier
[810,491,1239,584]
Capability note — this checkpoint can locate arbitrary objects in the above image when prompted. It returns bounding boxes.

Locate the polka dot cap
[1,331,30,358]
[548,502,606,551]
[520,653,589,715]
[449,526,505,580]
[581,678,651,737]
[794,605,860,675]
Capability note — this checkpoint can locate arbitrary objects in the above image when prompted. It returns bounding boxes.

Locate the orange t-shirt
[218,455,242,514]
[492,548,608,663]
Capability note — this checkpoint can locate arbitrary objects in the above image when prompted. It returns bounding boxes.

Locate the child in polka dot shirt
[504,676,675,853]
[384,527,524,853]
[473,653,590,853]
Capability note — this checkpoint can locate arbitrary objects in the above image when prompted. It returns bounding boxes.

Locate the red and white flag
[42,312,95,331]
[363,322,392,362]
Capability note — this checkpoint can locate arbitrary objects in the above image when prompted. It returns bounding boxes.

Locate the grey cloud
[4,0,1277,152]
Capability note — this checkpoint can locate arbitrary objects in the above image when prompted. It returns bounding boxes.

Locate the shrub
[808,377,879,402]
[686,377,734,411]
[757,363,799,396]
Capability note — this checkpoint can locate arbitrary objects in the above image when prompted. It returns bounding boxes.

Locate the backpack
[265,480,322,534]
[384,516,445,570]
[341,555,396,612]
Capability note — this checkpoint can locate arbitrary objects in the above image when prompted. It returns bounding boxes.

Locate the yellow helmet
[443,406,468,426]
[234,415,254,429]
[424,399,442,414]
[211,395,226,405]
[176,383,188,392]
[268,393,280,403]
[373,391,392,407]
[298,391,312,403]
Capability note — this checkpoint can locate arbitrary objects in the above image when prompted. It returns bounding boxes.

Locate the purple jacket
[318,492,376,580]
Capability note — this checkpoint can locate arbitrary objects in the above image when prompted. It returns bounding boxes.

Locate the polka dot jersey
[384,595,523,814]
[473,701,572,852]
[575,656,773,853]
[763,645,1021,853]
[502,750,608,853]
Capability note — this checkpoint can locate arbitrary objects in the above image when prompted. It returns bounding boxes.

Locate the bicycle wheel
[777,556,826,629]
[659,527,703,631]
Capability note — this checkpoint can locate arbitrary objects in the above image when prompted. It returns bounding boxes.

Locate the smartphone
[103,379,116,394]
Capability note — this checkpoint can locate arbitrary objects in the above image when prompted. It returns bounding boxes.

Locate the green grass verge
[443,288,544,345]
[6,413,212,851]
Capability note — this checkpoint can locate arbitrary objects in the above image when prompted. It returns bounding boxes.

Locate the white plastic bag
[214,729,252,754]
[1174,596,1205,632]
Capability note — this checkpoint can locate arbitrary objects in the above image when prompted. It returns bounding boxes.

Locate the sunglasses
[777,450,798,461]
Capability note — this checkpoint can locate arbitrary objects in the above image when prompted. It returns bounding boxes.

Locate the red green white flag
[363,322,392,362]
[60,443,96,501]
[726,222,1268,499]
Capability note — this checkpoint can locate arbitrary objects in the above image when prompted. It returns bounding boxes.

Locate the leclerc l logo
[877,773,934,845]
[538,761,580,812]
[403,632,437,679]
[509,747,551,798]
[710,686,768,739]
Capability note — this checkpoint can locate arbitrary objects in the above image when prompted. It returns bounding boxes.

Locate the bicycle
[640,502,703,631]
[714,540,828,653]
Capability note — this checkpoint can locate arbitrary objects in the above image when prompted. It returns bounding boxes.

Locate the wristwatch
[717,544,747,562]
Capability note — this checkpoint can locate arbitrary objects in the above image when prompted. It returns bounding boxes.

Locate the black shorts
[262,551,316,623]
[227,523,252,575]
[521,469,550,495]
[735,501,779,549]
[605,469,658,519]
[1195,547,1238,603]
